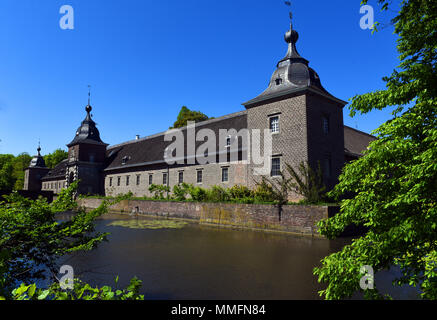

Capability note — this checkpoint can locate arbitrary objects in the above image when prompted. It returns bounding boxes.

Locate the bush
[148,184,170,200]
[228,185,253,200]
[188,186,208,202]
[172,183,192,201]
[253,180,275,203]
[207,185,231,202]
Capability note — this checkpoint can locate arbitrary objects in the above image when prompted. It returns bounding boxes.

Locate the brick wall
[77,198,337,237]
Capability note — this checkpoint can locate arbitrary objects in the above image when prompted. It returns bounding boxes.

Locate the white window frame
[269,115,280,134]
[271,157,282,177]
[221,166,229,183]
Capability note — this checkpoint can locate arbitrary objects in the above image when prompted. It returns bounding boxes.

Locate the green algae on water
[107,219,188,230]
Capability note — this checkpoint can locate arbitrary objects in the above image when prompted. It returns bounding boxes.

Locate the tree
[170,106,210,129]
[0,182,145,300]
[0,182,109,298]
[12,153,32,190]
[44,149,68,169]
[313,0,437,300]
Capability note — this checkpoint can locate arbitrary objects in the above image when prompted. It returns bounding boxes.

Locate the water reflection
[57,213,419,300]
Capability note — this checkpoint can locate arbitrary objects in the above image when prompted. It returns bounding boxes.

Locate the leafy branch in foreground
[0,181,121,299]
[314,0,437,300]
[11,276,144,300]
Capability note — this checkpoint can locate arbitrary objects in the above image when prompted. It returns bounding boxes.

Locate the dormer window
[122,156,130,165]
[275,77,282,86]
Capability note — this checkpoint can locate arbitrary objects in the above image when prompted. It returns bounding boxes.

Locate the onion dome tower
[24,145,50,191]
[65,91,108,196]
[243,12,343,108]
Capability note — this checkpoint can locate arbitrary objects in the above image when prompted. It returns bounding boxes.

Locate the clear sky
[0,0,401,156]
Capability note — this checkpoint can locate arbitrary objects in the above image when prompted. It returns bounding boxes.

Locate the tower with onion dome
[243,8,347,195]
[65,97,108,195]
[24,144,51,191]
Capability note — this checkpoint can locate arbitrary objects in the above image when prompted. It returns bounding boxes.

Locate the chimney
[135,135,140,140]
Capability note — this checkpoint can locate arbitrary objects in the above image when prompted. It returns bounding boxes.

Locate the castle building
[25,20,375,200]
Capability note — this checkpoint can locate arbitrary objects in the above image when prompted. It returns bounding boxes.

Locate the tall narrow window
[322,116,330,135]
[225,136,231,148]
[163,173,168,185]
[149,174,153,185]
[117,177,121,186]
[136,175,140,186]
[270,116,280,134]
[323,155,332,178]
[109,177,113,187]
[221,167,229,182]
[178,171,184,184]
[126,175,130,186]
[197,170,203,184]
[271,157,281,177]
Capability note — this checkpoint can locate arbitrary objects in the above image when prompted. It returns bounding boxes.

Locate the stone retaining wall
[77,198,339,237]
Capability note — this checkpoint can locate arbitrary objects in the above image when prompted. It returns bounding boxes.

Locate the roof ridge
[344,125,377,139]
[107,110,247,150]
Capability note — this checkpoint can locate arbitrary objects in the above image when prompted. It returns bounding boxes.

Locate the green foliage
[172,183,191,201]
[0,182,111,298]
[187,185,208,202]
[314,0,437,300]
[43,149,68,169]
[0,148,67,191]
[12,153,32,190]
[285,162,326,204]
[11,277,144,300]
[148,184,170,200]
[206,185,231,202]
[253,180,275,203]
[228,185,253,200]
[170,106,210,129]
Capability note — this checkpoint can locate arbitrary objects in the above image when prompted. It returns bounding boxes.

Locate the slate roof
[243,22,347,108]
[344,126,377,157]
[67,105,107,147]
[104,111,248,171]
[41,159,68,181]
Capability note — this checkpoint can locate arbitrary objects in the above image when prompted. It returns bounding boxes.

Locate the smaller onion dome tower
[24,145,50,191]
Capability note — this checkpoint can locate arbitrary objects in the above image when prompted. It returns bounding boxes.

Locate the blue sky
[0,0,400,156]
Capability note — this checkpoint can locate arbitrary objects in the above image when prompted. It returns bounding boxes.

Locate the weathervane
[284,1,293,28]
[87,85,91,105]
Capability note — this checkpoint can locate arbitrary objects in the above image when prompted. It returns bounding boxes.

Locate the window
[270,116,280,134]
[163,173,168,185]
[271,157,281,177]
[323,156,332,178]
[225,136,231,148]
[109,177,113,187]
[136,175,140,186]
[178,171,184,184]
[197,170,203,184]
[117,177,121,186]
[322,116,330,135]
[126,175,130,186]
[149,174,153,185]
[221,167,229,182]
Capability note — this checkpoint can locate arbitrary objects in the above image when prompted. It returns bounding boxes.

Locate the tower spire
[284,1,293,29]
[87,85,91,106]
[37,140,41,156]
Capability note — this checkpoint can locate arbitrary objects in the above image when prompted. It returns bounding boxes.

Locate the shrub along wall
[77,198,339,238]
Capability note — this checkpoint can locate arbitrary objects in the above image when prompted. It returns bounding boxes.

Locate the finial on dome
[37,141,41,156]
[284,1,298,44]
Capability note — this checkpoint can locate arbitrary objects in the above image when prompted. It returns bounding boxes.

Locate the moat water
[57,213,420,300]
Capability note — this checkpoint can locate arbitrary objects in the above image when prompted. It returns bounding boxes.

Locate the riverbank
[77,198,339,238]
